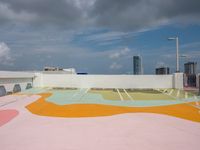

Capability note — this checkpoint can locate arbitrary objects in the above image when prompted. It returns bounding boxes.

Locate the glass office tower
[133,56,142,75]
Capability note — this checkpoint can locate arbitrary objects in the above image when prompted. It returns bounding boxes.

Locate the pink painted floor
[0,94,200,150]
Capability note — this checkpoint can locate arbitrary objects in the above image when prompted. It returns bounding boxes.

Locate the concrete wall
[0,71,34,78]
[33,73,183,89]
[173,73,184,89]
[32,73,43,87]
[0,71,184,91]
[0,71,34,92]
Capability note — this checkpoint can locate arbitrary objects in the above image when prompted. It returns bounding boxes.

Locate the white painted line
[71,88,83,98]
[187,103,200,110]
[84,88,89,94]
[176,90,180,97]
[154,89,162,93]
[195,101,200,106]
[163,89,167,93]
[71,92,79,98]
[123,89,133,100]
[180,96,200,111]
[116,89,124,101]
[155,88,159,91]
[79,88,90,100]
[193,96,200,107]
[156,89,200,113]
[154,88,177,100]
[168,89,174,95]
[123,89,133,101]
[185,92,188,99]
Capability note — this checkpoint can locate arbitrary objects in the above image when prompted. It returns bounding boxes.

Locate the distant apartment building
[44,66,63,71]
[197,73,200,88]
[133,56,142,75]
[43,67,76,74]
[155,67,170,75]
[184,62,197,75]
[184,62,197,87]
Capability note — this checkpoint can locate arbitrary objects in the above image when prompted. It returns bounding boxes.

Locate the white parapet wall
[0,71,35,92]
[0,71,184,91]
[173,73,184,89]
[32,72,43,87]
[33,73,183,89]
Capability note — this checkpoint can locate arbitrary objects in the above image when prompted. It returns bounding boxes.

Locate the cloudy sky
[0,0,200,74]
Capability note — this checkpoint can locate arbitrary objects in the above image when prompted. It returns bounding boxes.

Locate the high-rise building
[184,62,197,87]
[133,56,142,75]
[155,67,170,75]
[184,62,197,75]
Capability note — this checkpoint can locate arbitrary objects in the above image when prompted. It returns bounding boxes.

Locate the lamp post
[168,37,179,72]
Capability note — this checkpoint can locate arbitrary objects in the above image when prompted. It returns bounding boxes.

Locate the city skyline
[0,0,200,74]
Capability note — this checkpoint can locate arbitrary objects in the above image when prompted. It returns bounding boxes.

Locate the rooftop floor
[0,88,200,150]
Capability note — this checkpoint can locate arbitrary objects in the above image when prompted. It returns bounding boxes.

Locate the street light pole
[168,36,180,72]
[176,37,179,72]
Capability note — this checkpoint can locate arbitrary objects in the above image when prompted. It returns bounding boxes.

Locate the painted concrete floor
[0,88,200,150]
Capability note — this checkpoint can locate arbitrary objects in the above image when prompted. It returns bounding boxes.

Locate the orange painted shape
[26,93,200,122]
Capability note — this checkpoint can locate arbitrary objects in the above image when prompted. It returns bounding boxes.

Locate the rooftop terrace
[0,71,200,150]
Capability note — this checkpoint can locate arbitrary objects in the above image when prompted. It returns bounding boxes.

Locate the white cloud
[85,31,127,42]
[82,31,139,46]
[187,51,200,57]
[156,61,169,68]
[0,42,13,65]
[110,62,122,69]
[109,47,130,59]
[109,52,120,59]
[71,0,95,9]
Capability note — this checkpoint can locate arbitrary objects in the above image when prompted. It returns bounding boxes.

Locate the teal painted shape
[45,89,200,107]
[47,89,80,104]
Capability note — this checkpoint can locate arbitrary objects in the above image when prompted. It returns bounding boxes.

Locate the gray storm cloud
[0,0,200,30]
[90,0,200,30]
[0,0,86,27]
